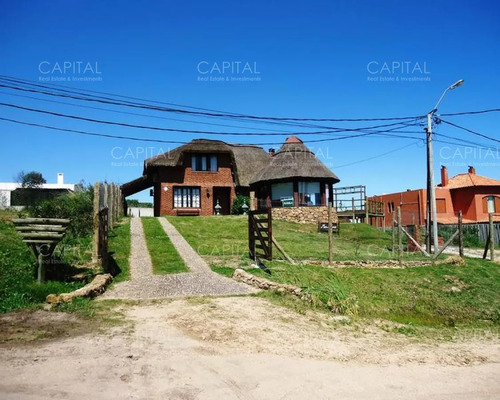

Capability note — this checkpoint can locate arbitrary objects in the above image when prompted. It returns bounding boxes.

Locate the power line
[0,90,295,133]
[440,108,500,117]
[332,141,422,169]
[0,101,420,137]
[0,116,425,146]
[439,119,500,144]
[0,75,425,123]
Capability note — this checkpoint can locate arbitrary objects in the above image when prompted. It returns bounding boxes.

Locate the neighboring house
[0,173,76,209]
[122,136,340,219]
[369,166,500,227]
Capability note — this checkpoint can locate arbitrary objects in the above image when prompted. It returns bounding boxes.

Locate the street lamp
[427,79,464,254]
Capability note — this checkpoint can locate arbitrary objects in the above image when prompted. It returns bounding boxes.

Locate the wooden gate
[98,207,109,271]
[248,209,272,261]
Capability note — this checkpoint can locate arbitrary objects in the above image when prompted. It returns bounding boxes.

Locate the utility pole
[426,79,464,255]
[427,112,439,254]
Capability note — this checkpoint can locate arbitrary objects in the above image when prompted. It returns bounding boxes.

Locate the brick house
[122,136,340,219]
[369,166,500,227]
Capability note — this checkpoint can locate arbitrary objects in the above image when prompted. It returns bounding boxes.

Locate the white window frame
[173,187,201,208]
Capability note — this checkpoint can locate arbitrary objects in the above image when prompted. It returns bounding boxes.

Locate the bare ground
[0,296,499,399]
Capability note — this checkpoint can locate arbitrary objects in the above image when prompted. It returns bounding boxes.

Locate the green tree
[16,171,47,188]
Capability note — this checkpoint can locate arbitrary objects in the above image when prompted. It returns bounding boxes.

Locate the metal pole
[427,112,439,254]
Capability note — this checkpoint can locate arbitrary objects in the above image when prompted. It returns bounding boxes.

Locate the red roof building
[369,166,500,227]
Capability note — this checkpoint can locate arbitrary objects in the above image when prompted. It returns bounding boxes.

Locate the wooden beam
[13,218,70,225]
[272,235,295,264]
[433,230,459,259]
[15,226,66,232]
[19,232,65,239]
[401,226,430,257]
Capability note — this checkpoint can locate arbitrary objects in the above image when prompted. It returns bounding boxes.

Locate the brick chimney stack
[440,165,448,186]
[468,165,476,175]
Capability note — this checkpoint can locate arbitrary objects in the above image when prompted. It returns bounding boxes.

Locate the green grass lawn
[142,217,188,274]
[167,215,424,263]
[169,215,500,332]
[0,210,86,313]
[108,217,131,282]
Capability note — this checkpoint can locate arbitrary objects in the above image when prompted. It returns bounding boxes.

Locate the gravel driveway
[100,217,255,300]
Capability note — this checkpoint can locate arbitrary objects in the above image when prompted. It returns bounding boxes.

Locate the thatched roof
[144,139,270,187]
[250,136,340,184]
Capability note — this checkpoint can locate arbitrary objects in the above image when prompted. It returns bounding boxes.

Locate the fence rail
[248,209,272,261]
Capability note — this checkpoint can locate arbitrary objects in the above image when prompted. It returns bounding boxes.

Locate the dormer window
[191,154,218,172]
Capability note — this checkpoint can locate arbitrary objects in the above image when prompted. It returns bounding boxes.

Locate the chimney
[468,165,476,175]
[441,165,448,187]
[57,173,64,185]
[268,148,275,156]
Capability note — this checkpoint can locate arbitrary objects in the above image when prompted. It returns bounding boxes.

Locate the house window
[173,187,200,208]
[436,198,446,213]
[487,196,496,213]
[298,181,320,206]
[191,154,218,172]
[271,182,294,206]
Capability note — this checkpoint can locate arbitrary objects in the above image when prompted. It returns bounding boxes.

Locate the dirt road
[1,297,499,399]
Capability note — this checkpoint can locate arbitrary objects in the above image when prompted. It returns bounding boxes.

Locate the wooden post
[458,210,464,258]
[92,182,100,263]
[365,197,369,224]
[328,203,333,265]
[267,208,273,261]
[105,184,112,229]
[391,211,396,256]
[490,213,495,262]
[397,206,402,266]
[249,191,256,211]
[352,197,355,221]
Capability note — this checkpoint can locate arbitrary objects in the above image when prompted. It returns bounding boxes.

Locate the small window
[487,196,496,213]
[173,187,200,208]
[191,154,218,172]
[436,198,446,213]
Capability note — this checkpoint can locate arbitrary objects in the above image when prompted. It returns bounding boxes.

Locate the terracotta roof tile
[444,173,500,189]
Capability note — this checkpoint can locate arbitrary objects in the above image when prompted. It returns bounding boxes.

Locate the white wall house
[0,173,76,208]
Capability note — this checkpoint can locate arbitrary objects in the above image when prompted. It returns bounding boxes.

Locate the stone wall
[271,206,338,224]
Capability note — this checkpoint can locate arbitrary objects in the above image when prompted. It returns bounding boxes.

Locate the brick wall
[156,154,236,216]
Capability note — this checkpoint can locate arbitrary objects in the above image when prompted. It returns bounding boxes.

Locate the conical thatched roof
[250,136,340,184]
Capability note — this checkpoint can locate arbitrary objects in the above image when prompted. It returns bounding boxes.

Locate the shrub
[27,186,94,239]
[231,195,250,215]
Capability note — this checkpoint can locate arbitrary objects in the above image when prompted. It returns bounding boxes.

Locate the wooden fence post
[397,206,402,266]
[92,182,100,263]
[365,197,369,224]
[114,184,117,221]
[490,213,495,262]
[391,211,396,256]
[458,210,464,258]
[328,203,333,265]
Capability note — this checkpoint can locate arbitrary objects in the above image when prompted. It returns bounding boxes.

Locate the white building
[0,173,76,208]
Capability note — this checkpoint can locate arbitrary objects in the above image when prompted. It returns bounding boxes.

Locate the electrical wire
[0,116,425,146]
[332,141,422,169]
[0,101,420,137]
[438,119,500,144]
[0,75,425,123]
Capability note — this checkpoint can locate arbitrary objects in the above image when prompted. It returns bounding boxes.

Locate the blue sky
[1,0,499,202]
